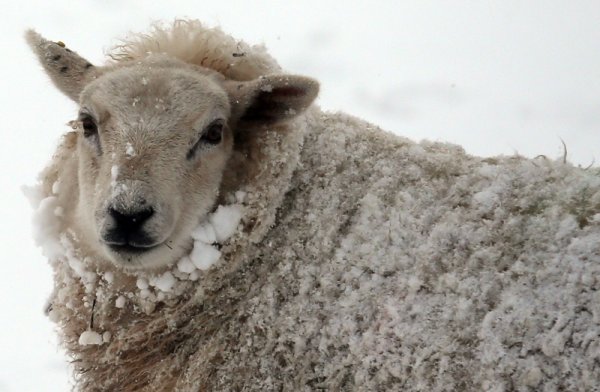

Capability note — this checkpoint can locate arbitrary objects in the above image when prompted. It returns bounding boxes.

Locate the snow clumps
[184,204,243,271]
[27,176,244,347]
[76,200,243,345]
[78,330,103,346]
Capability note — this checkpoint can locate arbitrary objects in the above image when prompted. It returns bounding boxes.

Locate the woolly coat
[32,22,600,391]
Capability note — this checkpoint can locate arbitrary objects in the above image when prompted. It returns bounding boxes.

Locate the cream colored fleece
[31,20,600,391]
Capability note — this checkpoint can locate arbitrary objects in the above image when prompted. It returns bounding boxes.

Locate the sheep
[25,20,600,391]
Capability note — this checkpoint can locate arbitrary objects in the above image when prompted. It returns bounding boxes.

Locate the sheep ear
[225,75,319,127]
[25,29,98,102]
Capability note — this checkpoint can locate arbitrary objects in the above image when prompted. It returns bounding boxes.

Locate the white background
[1,1,599,390]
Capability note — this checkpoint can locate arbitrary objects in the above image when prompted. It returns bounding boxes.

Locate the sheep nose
[103,206,156,249]
[109,206,154,231]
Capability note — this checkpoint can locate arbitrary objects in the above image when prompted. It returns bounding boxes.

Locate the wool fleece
[27,20,600,391]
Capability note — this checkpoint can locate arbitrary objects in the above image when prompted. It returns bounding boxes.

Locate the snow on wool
[26,20,600,392]
[78,330,103,346]
[29,190,243,347]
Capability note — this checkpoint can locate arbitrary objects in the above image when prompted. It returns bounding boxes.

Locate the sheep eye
[187,120,224,160]
[80,115,98,138]
[201,120,223,145]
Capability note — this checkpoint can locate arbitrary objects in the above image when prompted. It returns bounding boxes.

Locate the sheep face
[27,31,319,269]
[74,59,234,269]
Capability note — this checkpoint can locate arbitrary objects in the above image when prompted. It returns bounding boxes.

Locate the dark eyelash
[78,113,102,154]
[187,119,224,160]
[201,120,224,145]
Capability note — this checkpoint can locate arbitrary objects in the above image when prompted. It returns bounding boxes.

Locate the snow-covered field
[2,1,599,390]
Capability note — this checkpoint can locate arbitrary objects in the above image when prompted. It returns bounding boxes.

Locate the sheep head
[26,30,319,269]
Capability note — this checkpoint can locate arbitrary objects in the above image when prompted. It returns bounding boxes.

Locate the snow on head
[110,165,119,187]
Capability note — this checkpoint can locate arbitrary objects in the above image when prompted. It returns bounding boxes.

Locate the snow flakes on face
[110,163,128,198]
[110,165,119,187]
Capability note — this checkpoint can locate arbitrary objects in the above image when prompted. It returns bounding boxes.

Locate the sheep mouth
[107,242,161,255]
[102,228,163,255]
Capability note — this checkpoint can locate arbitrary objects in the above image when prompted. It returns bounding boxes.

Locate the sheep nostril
[109,206,154,230]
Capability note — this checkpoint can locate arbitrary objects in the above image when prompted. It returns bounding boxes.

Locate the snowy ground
[1,1,599,390]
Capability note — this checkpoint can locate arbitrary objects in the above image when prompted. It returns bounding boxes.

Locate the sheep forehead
[80,61,230,137]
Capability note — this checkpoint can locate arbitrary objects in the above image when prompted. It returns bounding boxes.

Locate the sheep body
[29,21,600,391]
